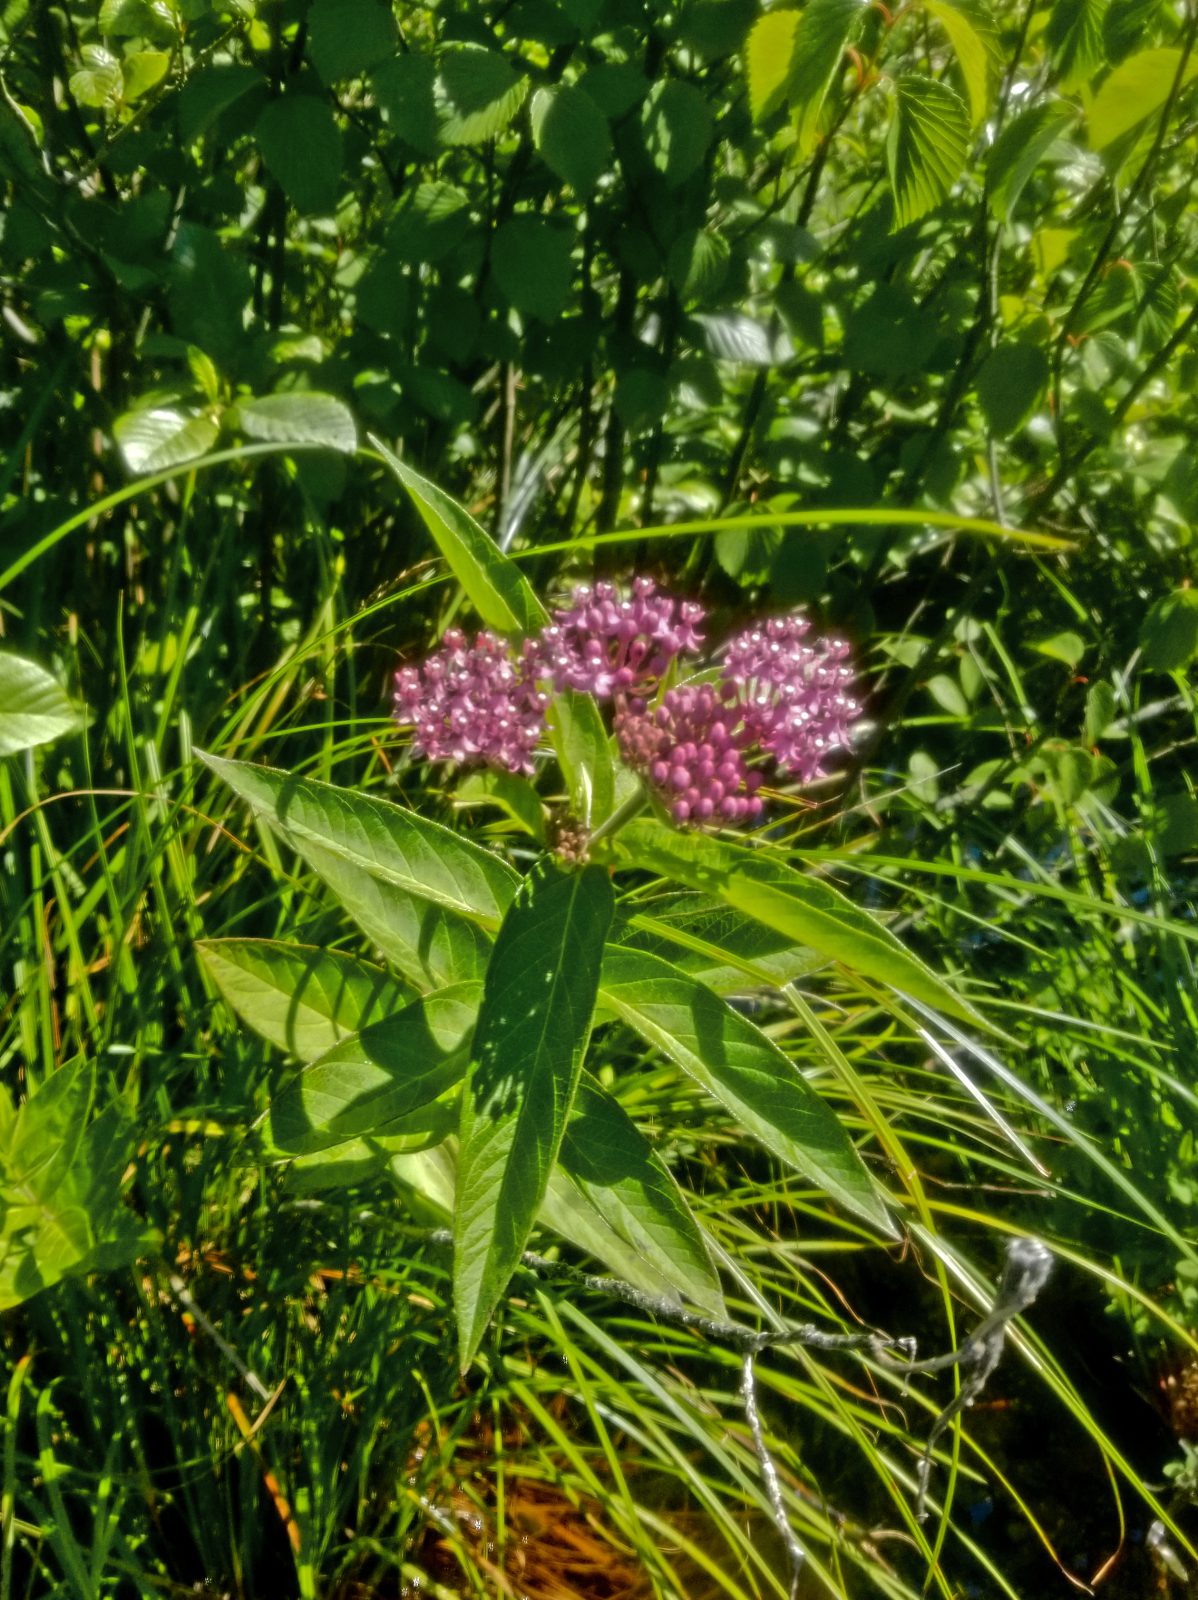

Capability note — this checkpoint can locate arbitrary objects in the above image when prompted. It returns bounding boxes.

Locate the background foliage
[2,0,1197,1594]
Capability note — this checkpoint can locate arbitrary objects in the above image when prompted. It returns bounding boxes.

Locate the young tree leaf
[236,392,356,451]
[598,946,891,1231]
[987,100,1079,219]
[436,44,527,145]
[667,228,731,301]
[178,63,263,143]
[371,55,439,152]
[1046,0,1108,84]
[197,939,410,1060]
[746,8,799,121]
[887,76,970,228]
[255,95,343,215]
[492,216,574,320]
[122,50,171,101]
[976,341,1050,435]
[787,0,865,151]
[1088,47,1198,150]
[308,0,397,83]
[602,820,987,1028]
[924,0,997,124]
[114,407,219,474]
[531,84,612,193]
[639,79,713,186]
[266,985,480,1154]
[371,438,544,634]
[454,861,614,1368]
[197,753,519,927]
[556,1072,725,1314]
[70,45,123,109]
[1139,589,1198,672]
[0,654,83,758]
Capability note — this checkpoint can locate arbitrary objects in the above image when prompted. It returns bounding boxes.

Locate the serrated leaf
[925,0,996,124]
[237,392,356,451]
[667,229,730,301]
[976,340,1049,435]
[602,820,988,1027]
[1088,48,1198,150]
[788,0,865,150]
[887,75,970,228]
[492,216,574,320]
[555,1072,724,1314]
[987,100,1078,219]
[692,311,785,365]
[1046,0,1108,84]
[0,655,83,758]
[267,986,480,1155]
[1139,589,1198,672]
[639,79,713,186]
[746,8,799,121]
[1103,0,1164,62]
[255,94,343,214]
[198,752,519,929]
[599,946,890,1231]
[114,406,219,474]
[197,939,410,1059]
[308,0,397,82]
[530,84,611,194]
[454,861,614,1367]
[99,0,174,38]
[436,44,527,146]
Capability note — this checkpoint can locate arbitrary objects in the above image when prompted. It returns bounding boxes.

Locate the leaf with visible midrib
[267,984,481,1154]
[198,752,519,926]
[197,938,410,1060]
[599,945,891,1232]
[602,819,989,1029]
[557,1071,725,1314]
[0,654,83,758]
[454,861,614,1367]
[887,76,970,228]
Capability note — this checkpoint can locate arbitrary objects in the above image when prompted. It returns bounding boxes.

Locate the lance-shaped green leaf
[746,9,800,121]
[599,945,890,1232]
[788,0,866,151]
[283,1103,459,1194]
[266,984,480,1155]
[454,861,614,1367]
[557,1072,724,1315]
[297,840,493,990]
[616,894,823,992]
[601,820,986,1028]
[925,0,999,125]
[197,938,410,1060]
[198,752,518,927]
[371,436,544,635]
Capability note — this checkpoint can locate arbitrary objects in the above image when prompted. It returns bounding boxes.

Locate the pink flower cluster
[530,578,706,698]
[393,628,547,776]
[393,579,860,828]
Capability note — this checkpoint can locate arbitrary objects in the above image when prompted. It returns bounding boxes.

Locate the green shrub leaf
[531,84,612,194]
[1089,48,1198,150]
[746,8,799,121]
[266,985,480,1155]
[887,76,970,228]
[976,341,1050,435]
[308,0,397,83]
[639,79,713,186]
[197,939,410,1060]
[602,820,987,1028]
[436,45,527,145]
[255,95,343,214]
[987,100,1078,219]
[787,0,864,150]
[1140,589,1198,672]
[599,945,891,1231]
[114,406,219,474]
[236,392,357,452]
[455,861,614,1367]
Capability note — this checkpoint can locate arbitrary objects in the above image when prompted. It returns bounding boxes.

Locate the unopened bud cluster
[394,579,860,828]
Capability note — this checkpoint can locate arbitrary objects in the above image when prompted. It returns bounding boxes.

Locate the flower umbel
[393,628,547,775]
[532,578,706,700]
[722,614,859,785]
[616,684,763,825]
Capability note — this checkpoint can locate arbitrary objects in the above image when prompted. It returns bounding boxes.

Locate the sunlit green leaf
[0,654,83,758]
[887,75,970,228]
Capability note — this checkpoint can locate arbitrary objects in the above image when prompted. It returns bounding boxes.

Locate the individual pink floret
[721,613,860,784]
[531,578,706,700]
[393,628,548,775]
[615,683,763,827]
